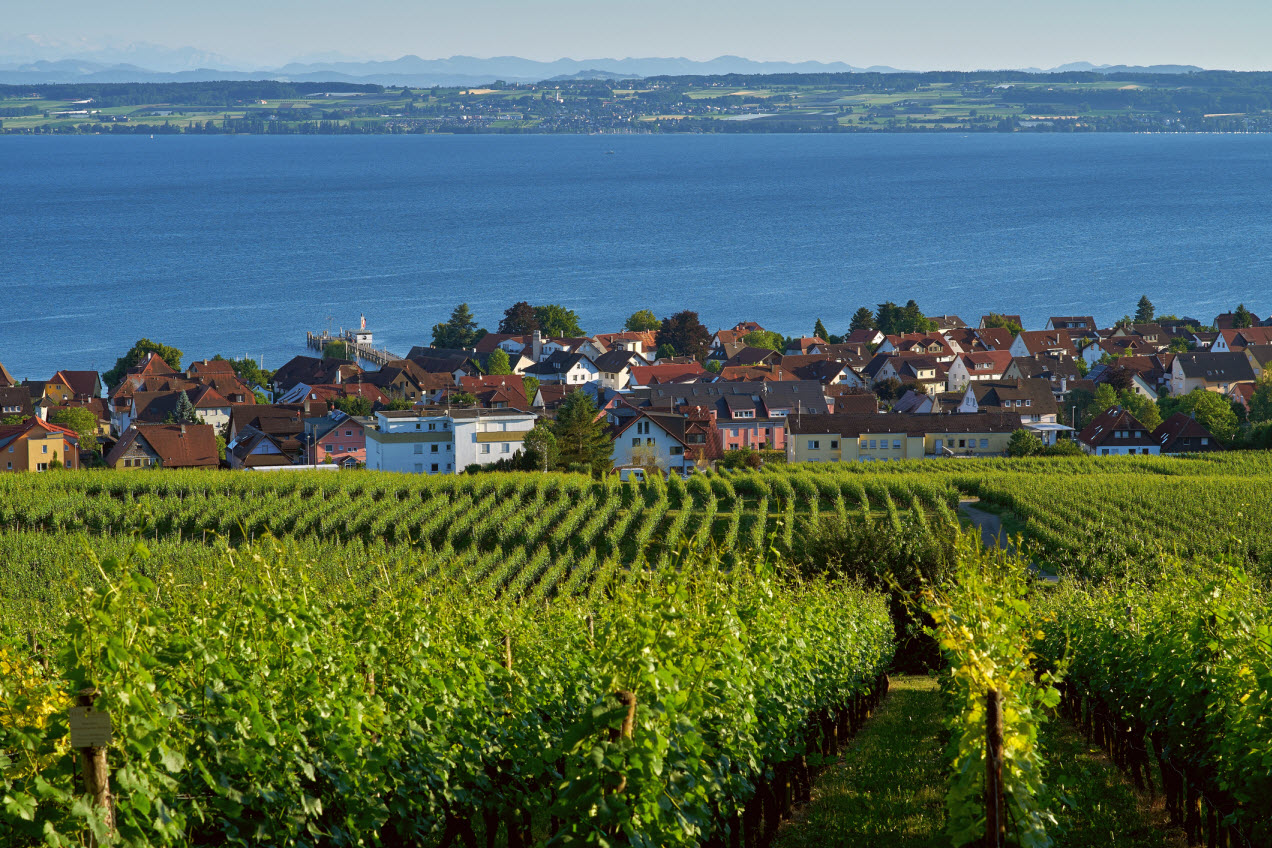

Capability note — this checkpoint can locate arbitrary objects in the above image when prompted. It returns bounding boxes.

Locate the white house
[946,351,1012,392]
[526,352,601,386]
[608,411,691,473]
[451,408,537,471]
[365,408,537,474]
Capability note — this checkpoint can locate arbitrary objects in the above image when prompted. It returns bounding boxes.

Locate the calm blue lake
[3,133,1271,378]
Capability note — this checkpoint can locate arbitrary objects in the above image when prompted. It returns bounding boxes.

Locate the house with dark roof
[722,346,782,369]
[1010,330,1079,359]
[1045,316,1097,332]
[592,349,644,391]
[524,351,600,386]
[1168,352,1256,396]
[1215,311,1262,331]
[0,386,34,421]
[1212,326,1272,353]
[1077,407,1159,456]
[1153,413,1221,455]
[105,423,218,469]
[227,425,301,469]
[0,361,15,387]
[621,380,827,452]
[946,350,1014,391]
[786,412,1021,462]
[271,356,364,395]
[959,379,1059,423]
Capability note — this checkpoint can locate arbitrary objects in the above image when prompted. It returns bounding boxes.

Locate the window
[501,443,510,453]
[1101,449,1109,456]
[446,444,452,452]
[860,439,868,448]
[345,430,352,436]
[893,439,902,449]
[41,445,47,454]
[869,439,877,449]
[808,439,820,450]
[958,439,966,448]
[481,444,491,454]
[670,446,683,456]
[431,444,439,453]
[830,440,839,449]
[415,422,421,429]
[980,439,989,448]
[1025,399,1031,407]
[631,437,640,447]
[645,438,654,446]
[37,463,47,471]
[430,463,439,472]
[414,444,423,454]
[414,462,423,473]
[731,429,739,437]
[428,422,436,431]
[1201,437,1209,445]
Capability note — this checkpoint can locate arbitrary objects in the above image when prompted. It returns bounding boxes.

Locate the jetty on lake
[305,328,401,367]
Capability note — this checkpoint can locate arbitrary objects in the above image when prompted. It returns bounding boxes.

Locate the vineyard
[1,455,1270,847]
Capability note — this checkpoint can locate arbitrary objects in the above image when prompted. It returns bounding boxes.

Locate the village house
[0,417,80,471]
[1168,352,1256,396]
[1211,326,1272,353]
[592,349,644,391]
[364,407,537,474]
[1077,407,1160,456]
[785,412,1021,463]
[0,386,35,421]
[1153,413,1221,455]
[946,350,1014,392]
[957,379,1059,424]
[1045,316,1097,332]
[104,423,217,470]
[620,380,827,452]
[1010,331,1078,359]
[525,351,601,386]
[608,410,695,474]
[305,411,368,466]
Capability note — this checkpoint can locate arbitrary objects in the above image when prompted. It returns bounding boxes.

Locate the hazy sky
[8,0,1272,70]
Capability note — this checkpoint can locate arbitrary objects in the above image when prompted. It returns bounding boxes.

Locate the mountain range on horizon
[0,43,1211,87]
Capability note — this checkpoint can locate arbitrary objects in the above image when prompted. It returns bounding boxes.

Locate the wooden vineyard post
[71,688,115,845]
[503,633,513,672]
[985,689,1005,848]
[612,690,637,794]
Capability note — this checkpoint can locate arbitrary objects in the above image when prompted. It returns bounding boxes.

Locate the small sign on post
[72,688,115,845]
[68,705,114,749]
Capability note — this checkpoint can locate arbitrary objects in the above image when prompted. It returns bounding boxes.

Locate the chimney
[532,330,543,362]
[180,424,186,435]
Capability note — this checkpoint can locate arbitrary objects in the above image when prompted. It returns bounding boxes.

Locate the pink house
[309,415,367,466]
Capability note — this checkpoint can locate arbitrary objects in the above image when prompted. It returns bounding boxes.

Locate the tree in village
[533,304,583,338]
[431,303,485,350]
[103,338,183,390]
[655,311,711,361]
[814,318,829,341]
[49,407,99,453]
[333,395,373,417]
[522,375,540,402]
[522,419,558,472]
[447,391,478,408]
[849,307,876,332]
[981,313,1023,334]
[323,341,351,360]
[552,391,611,474]
[1007,428,1044,457]
[1233,303,1255,329]
[1134,295,1155,324]
[1248,372,1272,423]
[742,330,784,352]
[487,348,512,375]
[172,391,198,424]
[624,310,661,332]
[498,301,540,335]
[1159,388,1239,443]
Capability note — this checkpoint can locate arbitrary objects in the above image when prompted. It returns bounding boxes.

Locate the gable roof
[106,423,218,468]
[52,370,100,398]
[971,379,1059,417]
[628,363,708,386]
[1153,412,1218,452]
[593,349,643,373]
[975,328,1016,350]
[0,386,35,419]
[0,361,14,387]
[1078,406,1156,448]
[1173,351,1256,383]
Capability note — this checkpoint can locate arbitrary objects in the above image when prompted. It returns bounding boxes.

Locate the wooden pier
[306,331,401,367]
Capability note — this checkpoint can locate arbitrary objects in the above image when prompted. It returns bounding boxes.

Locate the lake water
[3,133,1272,379]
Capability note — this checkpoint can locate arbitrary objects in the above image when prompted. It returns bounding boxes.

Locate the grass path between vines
[773,675,1183,848]
[773,674,946,848]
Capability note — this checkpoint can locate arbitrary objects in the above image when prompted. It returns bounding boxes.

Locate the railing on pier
[306,331,401,367]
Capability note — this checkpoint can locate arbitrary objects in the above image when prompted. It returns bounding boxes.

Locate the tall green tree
[333,395,373,417]
[1233,304,1255,329]
[1248,373,1272,423]
[814,318,829,341]
[1159,388,1239,443]
[498,301,539,335]
[49,407,99,453]
[432,303,485,349]
[982,313,1023,335]
[173,391,197,424]
[487,348,512,375]
[552,391,611,474]
[522,419,558,472]
[624,310,661,332]
[742,330,784,352]
[655,311,711,361]
[103,338,183,390]
[522,375,540,402]
[849,307,876,332]
[533,304,584,338]
[1135,295,1155,324]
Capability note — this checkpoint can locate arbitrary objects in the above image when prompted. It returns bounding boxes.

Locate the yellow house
[0,418,80,472]
[786,412,1020,463]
